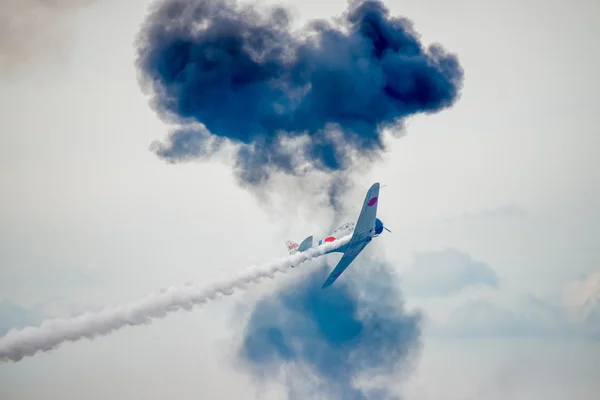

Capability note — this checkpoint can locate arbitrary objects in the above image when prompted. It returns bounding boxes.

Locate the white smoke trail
[0,235,351,363]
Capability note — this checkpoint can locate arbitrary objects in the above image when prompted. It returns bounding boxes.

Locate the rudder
[298,236,313,252]
[286,240,299,255]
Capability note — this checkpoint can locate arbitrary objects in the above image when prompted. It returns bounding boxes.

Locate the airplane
[285,182,391,288]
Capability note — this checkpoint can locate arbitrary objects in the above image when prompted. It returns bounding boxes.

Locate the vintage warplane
[285,182,391,288]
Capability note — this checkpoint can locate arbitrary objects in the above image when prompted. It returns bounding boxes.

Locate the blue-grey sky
[1,0,599,399]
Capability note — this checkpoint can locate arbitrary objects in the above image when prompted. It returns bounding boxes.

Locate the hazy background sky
[1,0,599,399]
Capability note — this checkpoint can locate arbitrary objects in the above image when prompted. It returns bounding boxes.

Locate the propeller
[378,184,391,233]
[375,218,392,235]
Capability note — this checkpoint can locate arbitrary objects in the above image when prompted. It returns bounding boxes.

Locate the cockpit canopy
[333,222,355,234]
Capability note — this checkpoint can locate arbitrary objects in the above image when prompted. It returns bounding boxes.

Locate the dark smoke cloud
[0,0,100,74]
[238,262,422,399]
[136,0,464,204]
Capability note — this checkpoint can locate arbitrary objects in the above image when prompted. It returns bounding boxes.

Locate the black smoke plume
[136,0,463,206]
[239,262,421,399]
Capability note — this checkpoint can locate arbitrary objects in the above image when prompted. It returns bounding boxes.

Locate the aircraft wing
[321,182,380,288]
[351,182,380,242]
[321,252,360,288]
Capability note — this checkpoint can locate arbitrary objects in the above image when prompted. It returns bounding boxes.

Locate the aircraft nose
[375,218,384,235]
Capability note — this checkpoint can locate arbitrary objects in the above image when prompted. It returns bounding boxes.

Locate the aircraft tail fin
[298,236,313,252]
[286,240,299,255]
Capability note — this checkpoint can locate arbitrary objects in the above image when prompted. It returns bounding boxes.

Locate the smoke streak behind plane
[0,236,351,363]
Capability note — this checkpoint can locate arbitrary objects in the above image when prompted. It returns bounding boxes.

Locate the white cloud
[564,272,600,309]
[0,0,103,75]
[564,272,600,338]
[402,248,499,298]
[423,272,600,341]
[0,300,41,336]
[432,296,566,339]
[454,204,527,222]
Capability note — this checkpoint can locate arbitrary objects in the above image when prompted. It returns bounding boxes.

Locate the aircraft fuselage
[303,217,385,255]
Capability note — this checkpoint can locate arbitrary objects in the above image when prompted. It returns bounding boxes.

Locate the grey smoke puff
[239,261,422,399]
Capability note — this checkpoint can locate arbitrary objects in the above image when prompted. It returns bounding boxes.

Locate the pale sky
[1,0,599,399]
